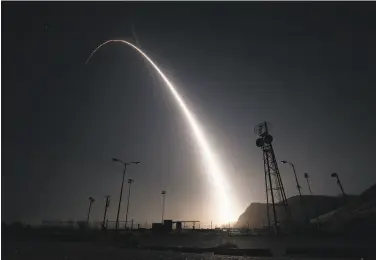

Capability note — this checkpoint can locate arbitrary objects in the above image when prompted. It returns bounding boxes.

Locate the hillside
[236,184,376,234]
[235,195,351,229]
[318,184,376,235]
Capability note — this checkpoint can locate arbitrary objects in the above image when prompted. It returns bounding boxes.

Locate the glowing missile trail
[86,40,236,223]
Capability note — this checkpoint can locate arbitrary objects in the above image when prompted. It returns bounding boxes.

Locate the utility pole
[87,197,95,225]
[125,179,134,230]
[161,190,166,223]
[102,195,110,230]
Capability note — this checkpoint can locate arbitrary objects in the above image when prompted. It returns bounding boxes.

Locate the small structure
[163,220,173,231]
[152,223,163,230]
[173,220,200,229]
[176,221,182,230]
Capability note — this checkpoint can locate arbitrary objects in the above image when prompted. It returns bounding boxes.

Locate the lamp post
[125,178,134,230]
[87,197,95,225]
[112,158,140,230]
[304,173,321,226]
[102,195,110,230]
[304,173,313,195]
[161,190,166,223]
[281,160,309,224]
[281,160,302,198]
[331,173,346,197]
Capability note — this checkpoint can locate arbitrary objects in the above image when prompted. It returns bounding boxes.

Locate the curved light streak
[86,40,236,223]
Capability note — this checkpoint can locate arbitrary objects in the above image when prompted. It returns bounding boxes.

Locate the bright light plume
[86,40,237,223]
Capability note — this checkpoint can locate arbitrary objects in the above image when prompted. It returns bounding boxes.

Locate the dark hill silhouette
[360,183,376,202]
[318,184,376,235]
[235,194,356,229]
[236,183,376,236]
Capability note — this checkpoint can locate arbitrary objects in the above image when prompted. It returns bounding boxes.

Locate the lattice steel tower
[255,122,289,234]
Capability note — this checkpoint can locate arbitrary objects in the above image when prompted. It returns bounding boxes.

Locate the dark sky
[2,2,376,226]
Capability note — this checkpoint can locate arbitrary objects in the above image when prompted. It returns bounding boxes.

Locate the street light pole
[125,178,134,230]
[281,161,302,198]
[304,173,313,195]
[281,160,309,224]
[115,162,126,230]
[331,173,346,197]
[291,163,302,197]
[102,195,110,230]
[87,197,95,225]
[304,173,321,226]
[112,158,140,230]
[161,190,166,223]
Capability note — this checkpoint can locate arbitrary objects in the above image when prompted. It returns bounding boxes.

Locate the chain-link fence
[104,220,152,230]
[42,220,231,231]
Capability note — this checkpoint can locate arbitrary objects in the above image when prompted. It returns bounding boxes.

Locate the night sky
[2,2,376,226]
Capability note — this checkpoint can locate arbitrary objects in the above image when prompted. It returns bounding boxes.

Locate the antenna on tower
[255,121,289,234]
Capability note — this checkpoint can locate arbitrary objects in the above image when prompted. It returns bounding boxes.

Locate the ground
[2,238,371,260]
